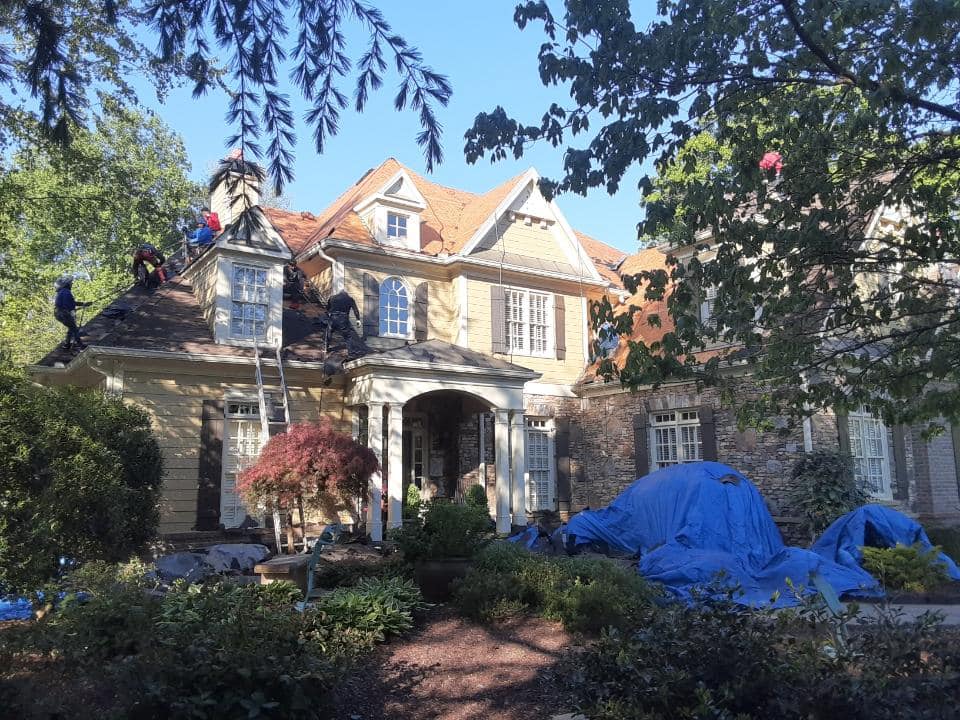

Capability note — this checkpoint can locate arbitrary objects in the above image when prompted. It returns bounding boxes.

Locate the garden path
[332,607,574,720]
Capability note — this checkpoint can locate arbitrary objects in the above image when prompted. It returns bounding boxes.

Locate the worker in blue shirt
[53,276,91,351]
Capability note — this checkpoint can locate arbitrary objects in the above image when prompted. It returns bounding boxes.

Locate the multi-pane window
[231,264,268,338]
[387,212,408,239]
[379,276,410,336]
[526,418,554,510]
[504,288,552,356]
[650,410,702,469]
[848,409,891,498]
[700,285,718,329]
[222,401,262,528]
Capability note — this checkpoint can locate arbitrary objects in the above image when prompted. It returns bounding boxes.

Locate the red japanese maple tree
[237,419,378,535]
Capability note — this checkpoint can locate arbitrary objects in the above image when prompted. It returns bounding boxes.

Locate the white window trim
[221,396,263,529]
[378,275,414,339]
[525,417,556,511]
[649,409,703,470]
[228,260,271,342]
[503,286,554,358]
[847,408,893,500]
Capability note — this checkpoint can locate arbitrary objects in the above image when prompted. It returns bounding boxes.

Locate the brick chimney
[209,149,262,226]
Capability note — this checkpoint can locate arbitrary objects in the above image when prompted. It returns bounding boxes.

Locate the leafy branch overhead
[1,0,452,193]
[466,0,960,428]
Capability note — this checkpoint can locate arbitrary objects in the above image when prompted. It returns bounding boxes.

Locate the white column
[494,409,512,534]
[366,402,385,542]
[511,411,528,526]
[387,403,404,530]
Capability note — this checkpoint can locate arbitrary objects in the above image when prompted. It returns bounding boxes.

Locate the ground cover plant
[567,596,960,720]
[860,544,950,594]
[0,560,425,719]
[453,542,660,634]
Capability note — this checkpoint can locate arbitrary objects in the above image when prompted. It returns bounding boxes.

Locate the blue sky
[135,1,659,254]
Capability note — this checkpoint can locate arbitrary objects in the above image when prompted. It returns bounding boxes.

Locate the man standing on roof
[202,206,222,234]
[53,276,91,351]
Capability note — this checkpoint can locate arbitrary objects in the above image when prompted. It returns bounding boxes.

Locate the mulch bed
[856,582,960,605]
[332,606,576,720]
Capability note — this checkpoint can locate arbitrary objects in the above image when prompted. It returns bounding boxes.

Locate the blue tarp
[0,596,34,621]
[564,461,881,607]
[812,504,960,581]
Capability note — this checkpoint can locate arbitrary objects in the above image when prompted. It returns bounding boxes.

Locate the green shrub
[453,543,659,633]
[568,598,960,720]
[403,483,422,520]
[789,451,866,540]
[314,555,410,589]
[6,562,426,719]
[392,500,492,562]
[0,370,163,592]
[927,526,960,564]
[860,543,950,593]
[464,483,488,511]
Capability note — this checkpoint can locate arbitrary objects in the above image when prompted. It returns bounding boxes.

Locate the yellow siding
[188,253,219,331]
[344,265,456,343]
[472,216,573,265]
[464,276,586,384]
[300,255,333,297]
[123,367,345,535]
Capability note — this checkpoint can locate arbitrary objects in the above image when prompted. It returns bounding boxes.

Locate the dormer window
[231,264,269,338]
[387,212,408,240]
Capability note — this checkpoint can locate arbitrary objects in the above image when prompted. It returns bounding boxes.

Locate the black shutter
[555,418,572,514]
[196,399,225,531]
[554,294,566,360]
[892,424,909,500]
[414,282,429,341]
[633,413,650,479]
[699,406,718,461]
[836,411,851,455]
[362,273,379,337]
[491,285,506,354]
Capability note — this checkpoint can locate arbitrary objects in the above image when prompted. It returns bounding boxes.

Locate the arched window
[379,276,410,337]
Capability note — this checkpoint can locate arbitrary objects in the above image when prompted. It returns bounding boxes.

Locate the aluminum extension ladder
[254,342,292,553]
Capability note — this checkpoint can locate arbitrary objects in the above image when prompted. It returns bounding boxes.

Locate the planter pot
[414,558,471,602]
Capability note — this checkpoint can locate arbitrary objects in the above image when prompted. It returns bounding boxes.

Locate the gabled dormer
[353,169,427,251]
[189,159,292,349]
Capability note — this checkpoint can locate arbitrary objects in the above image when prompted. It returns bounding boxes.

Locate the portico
[343,340,539,539]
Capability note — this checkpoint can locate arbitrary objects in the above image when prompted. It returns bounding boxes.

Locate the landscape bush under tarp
[563,461,880,607]
[812,504,960,581]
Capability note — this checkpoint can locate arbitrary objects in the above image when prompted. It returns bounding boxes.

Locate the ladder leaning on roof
[254,342,292,553]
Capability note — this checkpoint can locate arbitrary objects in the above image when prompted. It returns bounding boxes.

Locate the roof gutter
[343,355,540,381]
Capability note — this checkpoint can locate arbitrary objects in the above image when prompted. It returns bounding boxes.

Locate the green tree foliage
[465,1,960,429]
[789,451,866,540]
[0,0,450,193]
[0,370,163,592]
[0,104,201,365]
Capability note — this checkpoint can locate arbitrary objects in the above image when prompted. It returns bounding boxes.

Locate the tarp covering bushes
[813,504,960,581]
[563,461,881,607]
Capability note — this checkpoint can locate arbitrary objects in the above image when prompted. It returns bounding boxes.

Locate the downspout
[88,356,124,398]
[299,237,343,292]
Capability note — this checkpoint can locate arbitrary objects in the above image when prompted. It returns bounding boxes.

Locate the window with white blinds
[221,401,262,528]
[650,410,702,469]
[848,409,892,499]
[526,418,554,510]
[504,288,552,357]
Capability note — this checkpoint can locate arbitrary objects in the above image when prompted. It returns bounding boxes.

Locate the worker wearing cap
[53,276,91,351]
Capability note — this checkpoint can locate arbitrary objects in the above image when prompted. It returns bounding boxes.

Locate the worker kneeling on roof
[53,275,91,351]
[132,243,166,288]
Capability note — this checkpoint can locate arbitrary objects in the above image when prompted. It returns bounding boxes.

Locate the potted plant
[393,501,492,601]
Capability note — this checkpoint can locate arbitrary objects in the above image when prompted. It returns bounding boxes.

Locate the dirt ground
[332,607,575,720]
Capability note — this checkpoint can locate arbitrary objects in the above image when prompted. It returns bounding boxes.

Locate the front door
[221,400,262,528]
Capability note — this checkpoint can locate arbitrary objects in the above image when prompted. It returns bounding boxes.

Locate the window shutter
[554,294,566,360]
[555,418,572,514]
[952,423,960,500]
[699,406,718,461]
[633,413,650,479]
[414,282,429,341]
[490,285,506,354]
[836,411,851,455]
[892,424,909,500]
[362,273,379,336]
[196,399,225,531]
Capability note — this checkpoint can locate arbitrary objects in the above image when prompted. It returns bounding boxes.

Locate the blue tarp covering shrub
[564,461,880,606]
[812,504,960,582]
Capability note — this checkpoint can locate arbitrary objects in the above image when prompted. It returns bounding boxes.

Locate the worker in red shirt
[132,244,167,288]
[201,207,222,233]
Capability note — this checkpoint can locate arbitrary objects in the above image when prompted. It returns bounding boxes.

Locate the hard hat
[54,275,73,289]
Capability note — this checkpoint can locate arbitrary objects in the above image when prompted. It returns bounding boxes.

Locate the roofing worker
[201,207,222,234]
[187,217,214,247]
[132,243,167,288]
[53,276,91,351]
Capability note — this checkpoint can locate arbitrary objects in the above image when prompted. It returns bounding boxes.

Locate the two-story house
[30,157,620,541]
